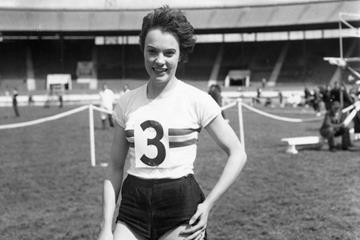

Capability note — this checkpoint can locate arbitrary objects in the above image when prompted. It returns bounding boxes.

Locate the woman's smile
[152,66,168,75]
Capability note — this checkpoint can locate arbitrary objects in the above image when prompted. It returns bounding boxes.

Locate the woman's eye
[148,49,157,55]
[164,51,175,57]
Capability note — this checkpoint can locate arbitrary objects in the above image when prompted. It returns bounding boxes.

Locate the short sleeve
[197,92,222,127]
[112,100,126,128]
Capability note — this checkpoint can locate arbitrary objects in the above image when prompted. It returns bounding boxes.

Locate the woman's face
[144,28,180,84]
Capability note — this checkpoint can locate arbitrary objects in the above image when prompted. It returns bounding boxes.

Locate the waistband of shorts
[125,174,194,187]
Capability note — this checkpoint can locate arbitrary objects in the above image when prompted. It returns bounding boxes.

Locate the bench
[281,136,323,154]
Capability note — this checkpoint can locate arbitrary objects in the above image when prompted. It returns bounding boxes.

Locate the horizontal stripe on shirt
[125,128,200,137]
[168,128,201,136]
[128,138,198,148]
[126,127,199,148]
[169,138,198,148]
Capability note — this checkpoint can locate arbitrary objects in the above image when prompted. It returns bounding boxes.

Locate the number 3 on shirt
[134,120,169,168]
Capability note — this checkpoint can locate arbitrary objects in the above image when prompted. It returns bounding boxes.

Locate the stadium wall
[0,37,358,93]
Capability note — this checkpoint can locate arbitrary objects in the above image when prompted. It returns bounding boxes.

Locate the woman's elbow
[240,151,247,165]
[235,147,247,163]
[229,145,247,164]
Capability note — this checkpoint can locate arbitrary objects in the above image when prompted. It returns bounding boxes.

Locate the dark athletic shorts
[116,174,206,240]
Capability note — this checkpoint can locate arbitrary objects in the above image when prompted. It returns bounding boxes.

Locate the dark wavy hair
[139,6,196,63]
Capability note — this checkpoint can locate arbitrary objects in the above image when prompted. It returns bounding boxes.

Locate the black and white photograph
[0,0,360,239]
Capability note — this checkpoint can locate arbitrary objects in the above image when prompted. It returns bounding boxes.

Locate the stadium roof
[0,0,359,34]
[0,0,345,10]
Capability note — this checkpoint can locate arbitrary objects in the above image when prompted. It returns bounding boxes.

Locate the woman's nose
[155,53,165,65]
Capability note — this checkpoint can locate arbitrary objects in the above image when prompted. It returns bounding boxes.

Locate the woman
[98,6,247,240]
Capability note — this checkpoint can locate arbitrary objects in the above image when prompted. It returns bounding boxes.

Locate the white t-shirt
[113,80,221,179]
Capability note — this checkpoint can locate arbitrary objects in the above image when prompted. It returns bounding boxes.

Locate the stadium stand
[0,42,27,91]
[0,0,359,95]
[181,43,219,80]
[0,37,358,93]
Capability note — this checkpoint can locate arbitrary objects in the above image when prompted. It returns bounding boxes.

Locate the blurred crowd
[304,81,360,115]
[308,81,360,151]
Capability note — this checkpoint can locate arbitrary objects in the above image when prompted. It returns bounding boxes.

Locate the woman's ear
[179,53,188,63]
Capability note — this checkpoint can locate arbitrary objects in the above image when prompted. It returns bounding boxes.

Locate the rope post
[89,104,96,167]
[237,99,245,151]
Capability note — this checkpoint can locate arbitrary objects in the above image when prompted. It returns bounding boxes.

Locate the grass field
[1,103,360,240]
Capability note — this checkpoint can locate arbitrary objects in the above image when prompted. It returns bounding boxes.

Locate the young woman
[97,6,247,240]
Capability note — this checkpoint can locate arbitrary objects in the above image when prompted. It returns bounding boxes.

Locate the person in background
[208,83,226,119]
[320,101,351,152]
[261,78,267,88]
[264,97,273,107]
[349,83,360,135]
[28,94,34,106]
[12,88,20,117]
[119,84,131,98]
[122,84,130,94]
[330,81,354,108]
[58,93,63,108]
[256,87,262,104]
[319,84,332,111]
[304,87,312,108]
[97,6,247,240]
[99,83,115,129]
[278,91,284,108]
[311,87,321,116]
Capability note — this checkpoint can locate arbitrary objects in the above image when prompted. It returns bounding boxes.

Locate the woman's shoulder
[116,84,146,105]
[177,80,209,97]
[176,81,219,110]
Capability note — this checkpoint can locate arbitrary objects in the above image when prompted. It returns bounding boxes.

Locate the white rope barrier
[220,101,246,150]
[219,99,323,151]
[343,102,360,127]
[91,105,113,114]
[0,105,89,130]
[342,100,360,113]
[2,100,356,167]
[88,104,116,167]
[237,100,246,150]
[221,101,237,111]
[89,105,96,167]
[240,102,322,123]
[0,104,111,167]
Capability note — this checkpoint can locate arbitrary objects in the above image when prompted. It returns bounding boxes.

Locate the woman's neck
[147,77,178,99]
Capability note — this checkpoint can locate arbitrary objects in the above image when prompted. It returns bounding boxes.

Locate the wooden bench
[281,136,323,154]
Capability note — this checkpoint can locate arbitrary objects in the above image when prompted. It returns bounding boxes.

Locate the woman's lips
[153,67,167,74]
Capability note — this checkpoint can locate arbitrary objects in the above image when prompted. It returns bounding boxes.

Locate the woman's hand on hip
[181,201,211,240]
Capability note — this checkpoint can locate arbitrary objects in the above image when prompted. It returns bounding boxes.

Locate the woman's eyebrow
[146,45,157,49]
[147,45,176,51]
